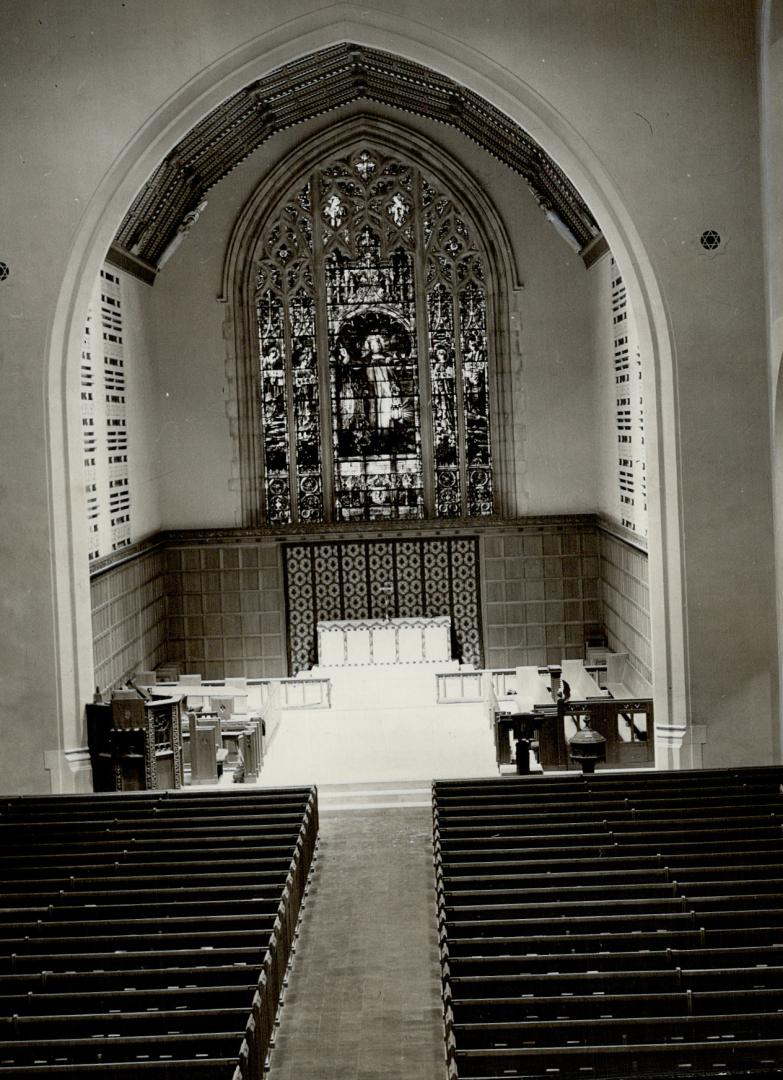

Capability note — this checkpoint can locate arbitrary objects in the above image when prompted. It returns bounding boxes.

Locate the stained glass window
[255,146,494,524]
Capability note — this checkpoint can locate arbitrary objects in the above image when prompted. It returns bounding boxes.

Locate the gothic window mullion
[280,275,299,522]
[451,287,470,517]
[413,169,436,517]
[310,173,336,523]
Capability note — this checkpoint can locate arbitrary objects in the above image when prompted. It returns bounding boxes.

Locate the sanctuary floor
[256,661,498,786]
[266,783,446,1079]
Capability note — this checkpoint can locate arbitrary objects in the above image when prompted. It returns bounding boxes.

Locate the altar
[259,613,498,785]
[316,616,451,667]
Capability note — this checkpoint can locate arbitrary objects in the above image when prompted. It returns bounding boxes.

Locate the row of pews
[433,766,783,1079]
[0,786,318,1077]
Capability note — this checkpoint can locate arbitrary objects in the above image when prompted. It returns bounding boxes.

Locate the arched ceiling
[109,42,606,283]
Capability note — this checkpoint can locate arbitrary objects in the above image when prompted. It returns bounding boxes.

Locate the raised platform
[308,658,460,709]
[260,663,497,785]
[259,703,497,785]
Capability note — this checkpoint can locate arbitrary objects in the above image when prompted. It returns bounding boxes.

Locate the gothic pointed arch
[223,116,521,527]
[111,42,600,276]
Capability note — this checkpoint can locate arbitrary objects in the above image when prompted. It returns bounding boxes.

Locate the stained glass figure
[327,248,423,521]
[428,284,461,518]
[387,193,410,227]
[323,193,345,229]
[257,287,291,524]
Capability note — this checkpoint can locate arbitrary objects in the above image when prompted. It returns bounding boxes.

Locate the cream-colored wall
[762,0,783,764]
[148,102,597,528]
[0,0,778,790]
[145,266,236,530]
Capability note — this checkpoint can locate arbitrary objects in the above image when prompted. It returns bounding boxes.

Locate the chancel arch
[36,11,722,796]
[222,118,522,529]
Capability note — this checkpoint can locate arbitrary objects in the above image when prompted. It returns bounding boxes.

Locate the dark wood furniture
[496,696,654,772]
[0,786,318,1077]
[434,766,783,1080]
[86,694,184,791]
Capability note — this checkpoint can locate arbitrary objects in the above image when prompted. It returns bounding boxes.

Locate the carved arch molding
[109,43,602,280]
[223,117,521,528]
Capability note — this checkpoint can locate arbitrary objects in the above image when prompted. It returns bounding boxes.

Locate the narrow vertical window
[258,278,293,525]
[427,284,460,517]
[459,281,492,516]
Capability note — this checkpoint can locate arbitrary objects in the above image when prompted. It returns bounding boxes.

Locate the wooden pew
[433,767,783,1080]
[0,786,318,1079]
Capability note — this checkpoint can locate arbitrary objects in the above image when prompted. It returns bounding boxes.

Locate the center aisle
[266,783,447,1079]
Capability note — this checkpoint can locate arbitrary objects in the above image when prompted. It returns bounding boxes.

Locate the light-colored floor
[266,785,447,1080]
[258,664,497,786]
[258,703,497,785]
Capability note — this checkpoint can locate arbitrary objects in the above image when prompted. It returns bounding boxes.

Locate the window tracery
[255,145,495,524]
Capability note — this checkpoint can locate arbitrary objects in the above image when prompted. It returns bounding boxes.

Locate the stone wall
[598,525,651,687]
[90,543,168,695]
[481,521,602,670]
[163,538,286,679]
[92,518,609,685]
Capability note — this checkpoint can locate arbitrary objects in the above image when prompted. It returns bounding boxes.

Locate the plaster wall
[0,0,777,790]
[762,0,783,763]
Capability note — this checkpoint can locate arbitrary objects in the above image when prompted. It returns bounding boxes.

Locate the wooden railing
[436,670,485,703]
[540,695,654,769]
[496,696,654,771]
[152,676,331,713]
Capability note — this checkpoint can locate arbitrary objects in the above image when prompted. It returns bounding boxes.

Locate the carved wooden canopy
[109,43,604,282]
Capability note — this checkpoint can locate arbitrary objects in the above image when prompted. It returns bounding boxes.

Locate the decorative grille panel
[283,536,482,673]
[82,266,132,561]
[610,257,647,537]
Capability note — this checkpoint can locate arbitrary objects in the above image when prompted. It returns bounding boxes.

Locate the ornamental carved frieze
[111,43,599,274]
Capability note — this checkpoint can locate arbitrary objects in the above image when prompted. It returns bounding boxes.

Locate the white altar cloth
[316,616,451,666]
